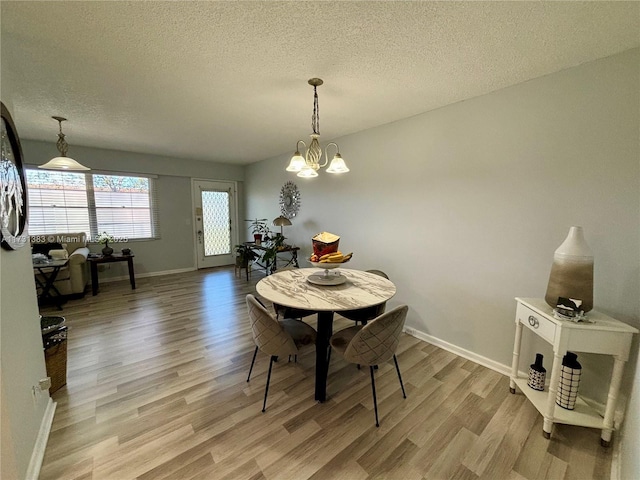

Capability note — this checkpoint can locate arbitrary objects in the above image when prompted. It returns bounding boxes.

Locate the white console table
[510,297,638,446]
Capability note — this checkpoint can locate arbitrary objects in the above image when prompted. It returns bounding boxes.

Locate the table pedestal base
[315,311,334,402]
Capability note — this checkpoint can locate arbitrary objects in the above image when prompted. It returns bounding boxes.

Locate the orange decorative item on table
[311,232,340,259]
[310,232,352,264]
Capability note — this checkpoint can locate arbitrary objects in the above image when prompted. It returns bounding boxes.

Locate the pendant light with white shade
[38,116,90,171]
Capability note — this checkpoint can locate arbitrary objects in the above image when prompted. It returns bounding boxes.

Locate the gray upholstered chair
[339,270,389,325]
[245,294,317,412]
[328,304,409,427]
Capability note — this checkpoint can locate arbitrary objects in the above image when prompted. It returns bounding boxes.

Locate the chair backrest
[246,294,298,357]
[343,305,408,366]
[339,270,390,322]
[274,266,296,272]
[366,270,389,316]
[366,269,389,279]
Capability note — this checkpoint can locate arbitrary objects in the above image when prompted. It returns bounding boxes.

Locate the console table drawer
[516,303,556,343]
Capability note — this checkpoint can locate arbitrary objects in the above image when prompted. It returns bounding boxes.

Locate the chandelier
[38,116,90,171]
[286,78,349,178]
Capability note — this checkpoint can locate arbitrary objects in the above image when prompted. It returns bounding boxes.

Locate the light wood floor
[39,267,612,480]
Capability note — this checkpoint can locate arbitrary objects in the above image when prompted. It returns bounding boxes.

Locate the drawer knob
[528,315,539,328]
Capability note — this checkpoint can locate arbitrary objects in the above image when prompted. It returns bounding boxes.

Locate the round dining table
[256,267,397,402]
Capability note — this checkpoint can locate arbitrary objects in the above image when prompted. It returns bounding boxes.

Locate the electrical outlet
[39,377,51,390]
[404,326,417,336]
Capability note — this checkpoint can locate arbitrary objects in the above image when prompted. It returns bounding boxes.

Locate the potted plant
[97,231,114,256]
[261,233,287,273]
[246,218,270,245]
[234,243,259,269]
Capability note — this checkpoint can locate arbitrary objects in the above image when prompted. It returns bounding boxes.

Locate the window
[26,169,158,241]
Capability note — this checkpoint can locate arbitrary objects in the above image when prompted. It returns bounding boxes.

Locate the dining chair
[245,294,317,412]
[328,304,409,427]
[339,269,389,325]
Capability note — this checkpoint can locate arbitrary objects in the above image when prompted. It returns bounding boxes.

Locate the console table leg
[91,262,99,296]
[128,258,136,290]
[543,350,563,439]
[510,322,523,393]
[600,357,625,447]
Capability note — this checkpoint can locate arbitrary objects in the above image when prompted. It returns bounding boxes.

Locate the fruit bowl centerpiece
[307,252,352,285]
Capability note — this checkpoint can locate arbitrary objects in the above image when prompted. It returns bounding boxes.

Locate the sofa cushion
[55,233,88,254]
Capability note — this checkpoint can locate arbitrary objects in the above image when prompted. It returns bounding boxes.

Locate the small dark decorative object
[527,353,546,391]
[98,231,114,256]
[122,248,131,256]
[556,297,582,317]
[0,102,28,250]
[556,352,582,410]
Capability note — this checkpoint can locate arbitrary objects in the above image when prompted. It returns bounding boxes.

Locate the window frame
[25,168,160,242]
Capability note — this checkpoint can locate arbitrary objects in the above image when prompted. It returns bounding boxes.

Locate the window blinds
[26,169,159,241]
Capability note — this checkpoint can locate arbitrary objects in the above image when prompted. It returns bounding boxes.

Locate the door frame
[191,178,239,269]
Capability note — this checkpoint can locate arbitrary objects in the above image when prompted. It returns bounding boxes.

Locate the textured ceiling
[1,1,638,165]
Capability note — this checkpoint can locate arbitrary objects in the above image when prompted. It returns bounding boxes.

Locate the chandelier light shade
[39,116,90,171]
[286,78,349,178]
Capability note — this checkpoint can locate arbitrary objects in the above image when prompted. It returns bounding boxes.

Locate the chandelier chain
[312,85,320,135]
[56,134,68,156]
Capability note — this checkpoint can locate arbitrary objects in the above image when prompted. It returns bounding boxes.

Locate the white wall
[1,244,51,479]
[1,102,52,478]
[245,49,639,475]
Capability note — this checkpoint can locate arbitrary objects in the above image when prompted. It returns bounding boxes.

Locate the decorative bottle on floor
[556,352,582,410]
[527,353,546,391]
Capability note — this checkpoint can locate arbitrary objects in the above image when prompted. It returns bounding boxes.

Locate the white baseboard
[403,326,512,377]
[25,399,56,480]
[98,267,197,284]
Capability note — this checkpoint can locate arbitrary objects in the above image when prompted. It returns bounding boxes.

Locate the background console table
[87,254,136,296]
[510,297,637,446]
[246,243,299,277]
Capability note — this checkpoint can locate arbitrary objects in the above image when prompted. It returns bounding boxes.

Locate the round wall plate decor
[280,181,301,219]
[1,102,28,250]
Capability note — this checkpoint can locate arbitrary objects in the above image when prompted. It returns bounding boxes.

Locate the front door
[192,179,237,269]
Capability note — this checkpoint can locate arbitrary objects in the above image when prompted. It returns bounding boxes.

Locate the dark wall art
[1,102,28,250]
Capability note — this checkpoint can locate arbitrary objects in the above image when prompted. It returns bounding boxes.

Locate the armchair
[32,232,90,297]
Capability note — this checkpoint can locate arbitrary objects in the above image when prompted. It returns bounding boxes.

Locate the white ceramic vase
[544,226,594,312]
